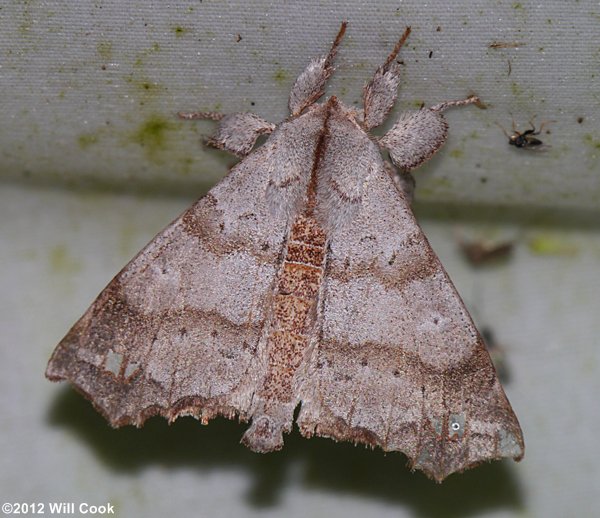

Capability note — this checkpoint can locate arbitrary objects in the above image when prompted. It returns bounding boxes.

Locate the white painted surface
[1,183,599,517]
[1,1,599,208]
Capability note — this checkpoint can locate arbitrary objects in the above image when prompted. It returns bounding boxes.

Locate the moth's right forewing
[296,130,523,481]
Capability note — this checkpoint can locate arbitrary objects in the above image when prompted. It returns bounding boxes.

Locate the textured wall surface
[2,0,599,209]
[1,1,599,517]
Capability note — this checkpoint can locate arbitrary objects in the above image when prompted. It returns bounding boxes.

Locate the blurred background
[1,1,599,517]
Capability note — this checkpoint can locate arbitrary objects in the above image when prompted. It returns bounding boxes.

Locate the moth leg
[384,159,415,204]
[429,95,482,113]
[178,111,275,157]
[241,411,288,452]
[363,27,411,130]
[288,22,347,116]
[379,95,480,171]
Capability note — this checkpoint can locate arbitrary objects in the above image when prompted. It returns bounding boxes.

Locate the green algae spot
[124,74,165,104]
[449,148,464,159]
[433,176,453,189]
[173,26,190,37]
[273,68,289,85]
[133,43,161,67]
[510,82,523,96]
[19,4,34,35]
[97,41,113,61]
[49,244,82,274]
[78,133,99,149]
[512,2,523,9]
[583,133,600,149]
[131,115,172,151]
[528,234,579,257]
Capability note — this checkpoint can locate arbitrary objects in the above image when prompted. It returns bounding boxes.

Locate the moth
[46,23,524,482]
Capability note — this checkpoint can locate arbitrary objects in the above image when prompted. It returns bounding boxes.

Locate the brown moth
[46,23,524,482]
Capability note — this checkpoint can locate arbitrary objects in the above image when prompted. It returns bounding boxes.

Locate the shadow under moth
[46,23,524,482]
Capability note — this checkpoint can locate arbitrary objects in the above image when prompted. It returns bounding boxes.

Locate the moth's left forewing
[296,115,523,481]
[45,137,311,427]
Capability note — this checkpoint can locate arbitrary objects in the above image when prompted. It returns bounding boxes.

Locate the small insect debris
[497,117,552,150]
[489,41,525,49]
[458,238,514,266]
[46,22,524,483]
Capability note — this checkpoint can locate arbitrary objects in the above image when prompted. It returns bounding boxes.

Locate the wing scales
[297,148,523,481]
